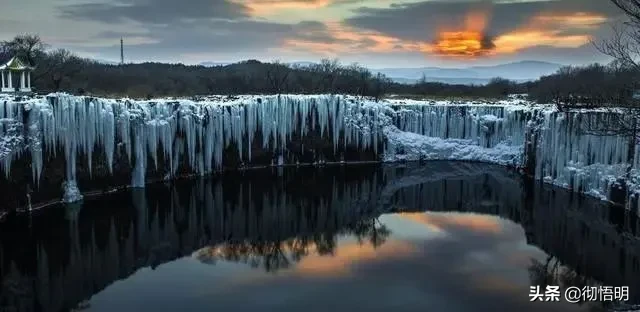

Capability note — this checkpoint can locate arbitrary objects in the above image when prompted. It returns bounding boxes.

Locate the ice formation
[1,93,639,212]
[0,94,386,190]
[386,104,530,166]
[62,180,83,203]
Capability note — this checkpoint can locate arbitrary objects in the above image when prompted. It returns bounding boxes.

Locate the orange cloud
[195,239,416,278]
[429,8,494,58]
[429,10,607,59]
[493,31,590,53]
[531,12,608,28]
[396,212,503,234]
[294,240,416,277]
[395,213,446,233]
[282,22,430,56]
[489,11,608,54]
[432,31,494,57]
[279,8,608,59]
[234,0,333,16]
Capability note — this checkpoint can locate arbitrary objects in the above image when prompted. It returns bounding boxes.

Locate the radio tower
[120,38,124,65]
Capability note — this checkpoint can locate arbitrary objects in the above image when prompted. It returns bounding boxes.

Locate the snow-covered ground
[0,93,638,212]
[383,127,523,166]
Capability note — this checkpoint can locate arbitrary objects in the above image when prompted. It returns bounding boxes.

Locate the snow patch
[382,126,522,166]
[62,180,83,203]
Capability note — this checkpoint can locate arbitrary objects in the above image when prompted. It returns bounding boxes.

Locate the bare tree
[355,65,371,97]
[1,34,47,65]
[596,23,640,70]
[45,49,85,91]
[611,0,640,23]
[592,1,640,89]
[313,58,340,93]
[266,61,290,94]
[576,1,640,188]
[371,73,392,102]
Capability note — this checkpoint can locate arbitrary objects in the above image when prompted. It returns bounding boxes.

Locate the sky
[0,0,627,68]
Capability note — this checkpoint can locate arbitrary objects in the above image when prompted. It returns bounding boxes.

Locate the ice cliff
[0,93,638,212]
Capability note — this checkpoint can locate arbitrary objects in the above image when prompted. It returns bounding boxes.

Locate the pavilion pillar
[27,71,31,89]
[20,71,25,90]
[1,70,12,93]
[7,71,12,89]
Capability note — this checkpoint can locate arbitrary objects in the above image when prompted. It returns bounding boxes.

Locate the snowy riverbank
[0,93,638,212]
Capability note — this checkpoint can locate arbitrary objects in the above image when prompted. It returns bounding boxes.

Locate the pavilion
[0,56,34,93]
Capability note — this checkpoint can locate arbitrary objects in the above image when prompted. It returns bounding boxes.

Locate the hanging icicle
[0,94,638,211]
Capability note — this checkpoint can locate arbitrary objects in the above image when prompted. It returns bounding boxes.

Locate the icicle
[62,180,83,203]
[1,93,637,210]
[131,123,146,188]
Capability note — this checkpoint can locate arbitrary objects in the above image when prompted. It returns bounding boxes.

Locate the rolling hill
[374,61,563,85]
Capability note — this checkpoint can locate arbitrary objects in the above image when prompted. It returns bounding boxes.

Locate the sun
[433,31,494,58]
[431,9,495,58]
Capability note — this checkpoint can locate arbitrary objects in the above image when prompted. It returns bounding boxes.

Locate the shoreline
[5,158,625,221]
[9,160,383,216]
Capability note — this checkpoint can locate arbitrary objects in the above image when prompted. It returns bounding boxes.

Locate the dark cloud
[80,19,337,61]
[36,0,627,65]
[151,19,293,52]
[58,0,249,24]
[288,20,369,48]
[346,0,623,45]
[291,21,341,44]
[243,0,368,7]
[480,35,495,50]
[56,0,370,60]
[55,0,318,59]
[93,30,150,39]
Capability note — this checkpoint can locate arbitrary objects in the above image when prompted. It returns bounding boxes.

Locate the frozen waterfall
[0,94,638,212]
[0,94,387,192]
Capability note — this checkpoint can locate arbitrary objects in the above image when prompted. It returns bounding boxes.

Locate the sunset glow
[281,22,430,56]
[235,0,333,16]
[397,212,503,234]
[429,9,494,58]
[432,31,494,57]
[532,12,608,28]
[240,1,608,60]
[294,241,416,277]
[24,0,617,66]
[195,239,416,278]
[494,31,592,53]
[425,9,607,58]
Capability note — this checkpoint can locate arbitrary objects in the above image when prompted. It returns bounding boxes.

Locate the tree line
[0,37,394,99]
[0,33,638,105]
[0,35,531,100]
[528,64,639,108]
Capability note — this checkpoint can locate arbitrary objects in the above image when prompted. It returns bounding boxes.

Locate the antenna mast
[120,38,124,65]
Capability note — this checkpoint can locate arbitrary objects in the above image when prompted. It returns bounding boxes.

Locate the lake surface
[1,162,639,312]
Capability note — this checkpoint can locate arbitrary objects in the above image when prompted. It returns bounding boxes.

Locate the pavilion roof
[0,56,34,71]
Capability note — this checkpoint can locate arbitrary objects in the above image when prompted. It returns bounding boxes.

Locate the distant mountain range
[196,60,563,85]
[374,61,563,85]
[95,59,120,65]
[388,77,533,85]
[199,61,231,67]
[199,61,316,68]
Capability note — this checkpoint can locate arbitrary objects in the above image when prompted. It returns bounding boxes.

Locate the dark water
[1,162,639,312]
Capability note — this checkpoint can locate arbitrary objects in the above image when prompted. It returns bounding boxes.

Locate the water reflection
[193,217,392,274]
[0,163,638,312]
